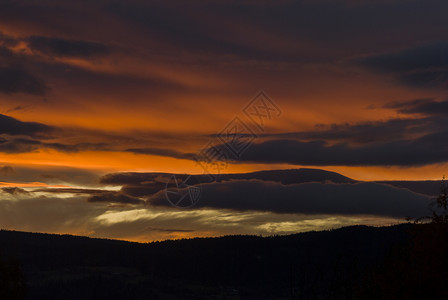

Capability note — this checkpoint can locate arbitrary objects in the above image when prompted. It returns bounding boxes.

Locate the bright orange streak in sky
[0,150,445,181]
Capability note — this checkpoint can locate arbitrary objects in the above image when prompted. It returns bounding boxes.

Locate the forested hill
[0,224,412,299]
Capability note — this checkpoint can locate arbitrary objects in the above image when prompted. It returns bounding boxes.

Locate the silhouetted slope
[0,225,411,299]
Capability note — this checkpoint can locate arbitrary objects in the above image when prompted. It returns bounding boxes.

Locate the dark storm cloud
[356,42,448,73]
[125,148,195,160]
[204,98,448,167]
[100,172,174,198]
[2,0,448,67]
[0,138,42,153]
[0,114,53,137]
[255,118,431,144]
[0,116,190,155]
[0,65,48,95]
[218,132,448,166]
[0,137,109,154]
[0,98,438,166]
[87,192,144,205]
[0,1,447,167]
[100,172,172,185]
[384,98,448,116]
[105,1,295,62]
[32,188,107,194]
[120,183,168,198]
[117,113,447,167]
[103,0,448,65]
[148,180,430,218]
[27,36,111,59]
[0,33,49,95]
[355,42,448,88]
[42,141,109,153]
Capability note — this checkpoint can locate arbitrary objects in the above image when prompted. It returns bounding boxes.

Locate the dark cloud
[0,138,42,153]
[256,118,431,144]
[4,105,32,114]
[385,98,448,116]
[0,114,53,138]
[0,33,49,95]
[356,42,448,73]
[222,101,448,167]
[100,172,183,198]
[105,0,448,64]
[96,170,431,217]
[148,180,430,218]
[0,165,14,176]
[400,70,448,89]
[1,0,448,71]
[141,227,194,233]
[0,65,47,95]
[216,132,448,166]
[32,188,106,194]
[87,192,144,205]
[0,46,16,60]
[125,148,195,160]
[0,32,19,48]
[376,181,442,197]
[42,141,109,153]
[355,42,448,88]
[109,114,447,168]
[1,187,30,195]
[27,36,111,59]
[0,104,440,167]
[0,136,109,154]
[100,172,172,185]
[105,2,295,63]
[0,165,101,188]
[120,183,168,198]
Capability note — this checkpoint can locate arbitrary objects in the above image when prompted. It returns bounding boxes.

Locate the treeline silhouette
[0,224,412,299]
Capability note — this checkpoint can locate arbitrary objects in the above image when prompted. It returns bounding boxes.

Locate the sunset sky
[0,0,447,241]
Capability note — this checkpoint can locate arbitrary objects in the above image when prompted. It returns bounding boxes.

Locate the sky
[0,0,447,241]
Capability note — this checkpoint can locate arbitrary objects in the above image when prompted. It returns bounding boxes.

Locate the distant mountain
[217,168,357,184]
[102,168,356,186]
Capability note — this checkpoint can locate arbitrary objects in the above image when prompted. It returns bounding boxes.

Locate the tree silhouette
[430,176,448,223]
[409,176,448,224]
[362,177,448,299]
